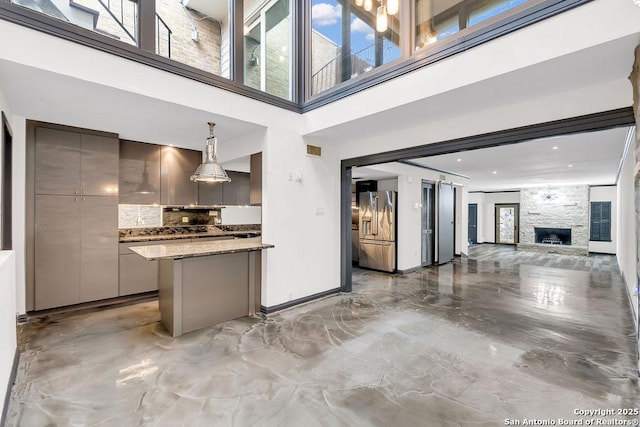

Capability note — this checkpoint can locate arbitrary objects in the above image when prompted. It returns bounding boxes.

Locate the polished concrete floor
[7,245,640,426]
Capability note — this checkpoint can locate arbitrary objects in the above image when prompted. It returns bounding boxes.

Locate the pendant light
[364,0,372,11]
[387,0,399,15]
[355,0,363,6]
[376,5,388,32]
[190,122,231,183]
[135,161,157,194]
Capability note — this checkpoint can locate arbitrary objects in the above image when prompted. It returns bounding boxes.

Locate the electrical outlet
[182,216,189,223]
[315,206,324,215]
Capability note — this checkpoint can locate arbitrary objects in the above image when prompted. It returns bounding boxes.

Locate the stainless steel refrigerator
[359,191,396,272]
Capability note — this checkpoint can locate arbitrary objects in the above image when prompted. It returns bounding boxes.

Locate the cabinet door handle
[75,189,78,195]
[82,197,86,202]
[74,197,78,203]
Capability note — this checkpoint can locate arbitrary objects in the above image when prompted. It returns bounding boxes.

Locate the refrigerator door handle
[372,195,379,235]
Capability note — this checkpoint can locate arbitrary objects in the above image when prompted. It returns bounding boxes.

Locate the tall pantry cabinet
[33,126,119,310]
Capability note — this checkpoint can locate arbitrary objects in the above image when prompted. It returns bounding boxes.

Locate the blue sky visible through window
[311,0,400,60]
[468,0,528,27]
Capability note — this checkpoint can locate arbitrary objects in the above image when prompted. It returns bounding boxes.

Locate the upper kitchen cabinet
[35,126,119,196]
[250,152,262,205]
[160,146,200,206]
[35,127,80,195]
[198,181,223,205]
[225,172,250,206]
[198,171,250,205]
[119,140,161,205]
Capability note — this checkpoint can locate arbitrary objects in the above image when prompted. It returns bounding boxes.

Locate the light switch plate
[182,216,189,223]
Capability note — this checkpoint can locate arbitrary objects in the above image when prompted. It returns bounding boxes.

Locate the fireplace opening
[534,227,571,245]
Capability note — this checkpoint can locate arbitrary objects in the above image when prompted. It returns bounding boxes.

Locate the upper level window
[415,0,528,50]
[244,0,293,101]
[310,0,401,97]
[12,0,138,46]
[156,0,231,79]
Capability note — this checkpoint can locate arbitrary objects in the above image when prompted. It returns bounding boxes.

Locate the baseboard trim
[2,347,19,426]
[618,270,640,376]
[260,287,342,314]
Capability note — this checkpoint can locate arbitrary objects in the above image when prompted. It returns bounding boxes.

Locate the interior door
[421,181,435,266]
[495,204,519,244]
[468,204,478,245]
[438,183,454,265]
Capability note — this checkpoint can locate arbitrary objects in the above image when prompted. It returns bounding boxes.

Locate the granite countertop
[119,225,261,243]
[119,230,259,243]
[128,238,274,260]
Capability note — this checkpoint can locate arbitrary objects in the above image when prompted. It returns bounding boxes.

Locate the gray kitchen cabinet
[35,127,81,196]
[250,152,262,205]
[35,195,119,309]
[35,195,81,310]
[80,134,119,196]
[33,124,119,311]
[198,181,223,205]
[198,172,250,205]
[119,140,161,205]
[35,126,119,196]
[235,172,251,206]
[80,197,119,302]
[161,146,200,206]
[119,241,162,296]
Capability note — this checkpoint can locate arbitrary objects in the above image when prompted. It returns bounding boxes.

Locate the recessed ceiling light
[492,171,497,174]
[553,146,558,150]
[456,158,462,162]
[568,164,573,168]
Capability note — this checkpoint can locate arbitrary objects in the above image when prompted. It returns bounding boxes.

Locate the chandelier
[354,0,399,33]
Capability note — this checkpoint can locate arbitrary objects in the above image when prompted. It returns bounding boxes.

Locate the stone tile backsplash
[118,205,163,228]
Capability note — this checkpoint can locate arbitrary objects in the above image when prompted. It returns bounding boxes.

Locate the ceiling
[354,126,632,191]
[0,59,264,151]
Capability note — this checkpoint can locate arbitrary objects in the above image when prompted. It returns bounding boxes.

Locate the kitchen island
[129,238,274,337]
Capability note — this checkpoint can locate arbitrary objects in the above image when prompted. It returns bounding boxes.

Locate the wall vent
[307,145,321,156]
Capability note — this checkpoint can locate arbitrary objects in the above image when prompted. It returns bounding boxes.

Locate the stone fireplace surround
[516,185,589,256]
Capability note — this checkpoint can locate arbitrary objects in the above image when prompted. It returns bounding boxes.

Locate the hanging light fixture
[376,4,388,32]
[355,0,363,6]
[190,122,231,183]
[387,0,398,15]
[135,161,157,194]
[364,0,373,11]
[633,0,640,6]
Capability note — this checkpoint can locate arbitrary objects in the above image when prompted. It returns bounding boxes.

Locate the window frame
[0,0,592,112]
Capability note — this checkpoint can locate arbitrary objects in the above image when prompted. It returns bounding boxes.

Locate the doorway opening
[495,203,519,245]
[341,108,635,293]
[421,180,435,266]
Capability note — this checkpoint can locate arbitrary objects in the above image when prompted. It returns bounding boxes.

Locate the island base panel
[159,252,258,337]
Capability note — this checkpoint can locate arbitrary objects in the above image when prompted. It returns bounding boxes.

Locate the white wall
[589,186,617,254]
[616,141,637,332]
[0,252,16,420]
[260,129,340,307]
[468,192,521,243]
[377,178,398,192]
[0,81,16,420]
